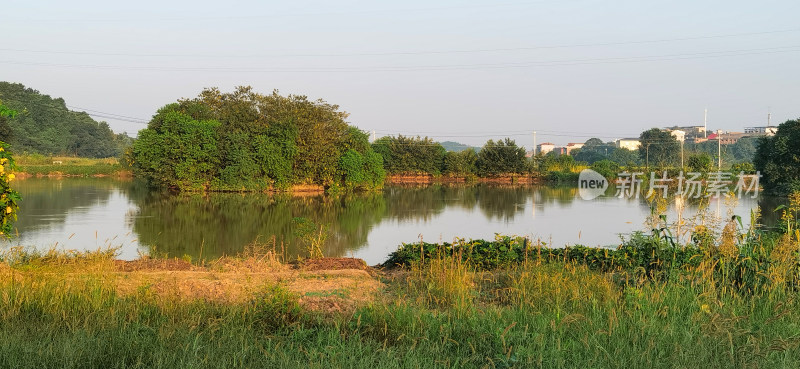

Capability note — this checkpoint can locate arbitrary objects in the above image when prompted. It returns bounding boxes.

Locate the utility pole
[704,108,708,138]
[372,130,376,142]
[532,130,537,155]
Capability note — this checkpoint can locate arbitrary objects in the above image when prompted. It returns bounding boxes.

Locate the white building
[615,138,641,151]
[537,142,555,155]
[744,126,777,136]
[565,142,584,155]
[669,129,686,142]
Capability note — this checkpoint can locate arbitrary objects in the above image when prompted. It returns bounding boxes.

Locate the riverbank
[15,155,130,178]
[2,226,799,368]
[386,173,545,185]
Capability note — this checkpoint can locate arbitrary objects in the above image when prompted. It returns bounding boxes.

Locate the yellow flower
[5,206,11,214]
[700,304,710,313]
[7,173,14,181]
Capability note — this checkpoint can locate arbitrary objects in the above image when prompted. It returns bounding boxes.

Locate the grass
[14,154,126,176]
[1,196,799,368]
[2,251,800,368]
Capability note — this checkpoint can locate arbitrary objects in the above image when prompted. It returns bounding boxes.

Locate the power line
[3,28,797,59]
[67,105,149,122]
[64,105,150,125]
[2,45,798,73]
[4,1,579,23]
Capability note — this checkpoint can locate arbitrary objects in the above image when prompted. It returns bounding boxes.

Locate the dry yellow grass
[1,253,382,315]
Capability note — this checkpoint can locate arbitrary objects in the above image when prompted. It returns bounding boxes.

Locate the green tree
[0,99,14,143]
[639,128,680,168]
[608,147,640,168]
[476,138,527,176]
[590,159,620,178]
[131,106,222,190]
[539,152,577,172]
[728,137,758,163]
[0,82,129,157]
[131,87,383,191]
[753,118,800,194]
[372,135,446,175]
[687,153,713,173]
[443,149,478,175]
[574,138,615,164]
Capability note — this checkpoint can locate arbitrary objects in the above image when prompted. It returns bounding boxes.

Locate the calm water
[1,178,784,265]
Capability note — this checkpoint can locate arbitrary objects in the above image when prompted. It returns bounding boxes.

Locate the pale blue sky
[3,0,799,146]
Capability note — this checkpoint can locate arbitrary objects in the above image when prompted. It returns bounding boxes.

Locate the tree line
[127,86,796,194]
[372,136,528,177]
[0,82,132,158]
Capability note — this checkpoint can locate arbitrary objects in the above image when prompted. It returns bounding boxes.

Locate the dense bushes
[754,118,800,194]
[373,136,530,177]
[442,149,477,176]
[476,138,528,176]
[371,135,446,175]
[383,223,800,293]
[130,87,385,192]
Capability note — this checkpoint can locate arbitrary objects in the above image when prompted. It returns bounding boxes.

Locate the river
[1,178,783,265]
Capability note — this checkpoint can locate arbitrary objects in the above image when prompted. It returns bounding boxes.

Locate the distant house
[565,142,584,155]
[666,125,706,140]
[615,138,641,151]
[744,126,777,136]
[552,147,568,155]
[668,129,686,142]
[537,142,555,155]
[708,132,747,145]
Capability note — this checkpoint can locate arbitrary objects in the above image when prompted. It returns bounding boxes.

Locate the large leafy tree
[443,148,478,175]
[753,118,800,194]
[372,135,446,175]
[639,128,680,168]
[476,138,527,176]
[573,137,614,164]
[132,105,222,190]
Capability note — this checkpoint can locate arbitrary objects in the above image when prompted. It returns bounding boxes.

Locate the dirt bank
[386,173,543,185]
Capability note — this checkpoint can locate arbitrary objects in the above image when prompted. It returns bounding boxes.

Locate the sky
[2,0,799,147]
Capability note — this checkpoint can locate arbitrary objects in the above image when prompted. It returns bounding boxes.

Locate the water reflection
[6,178,141,259]
[132,191,388,259]
[2,178,786,264]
